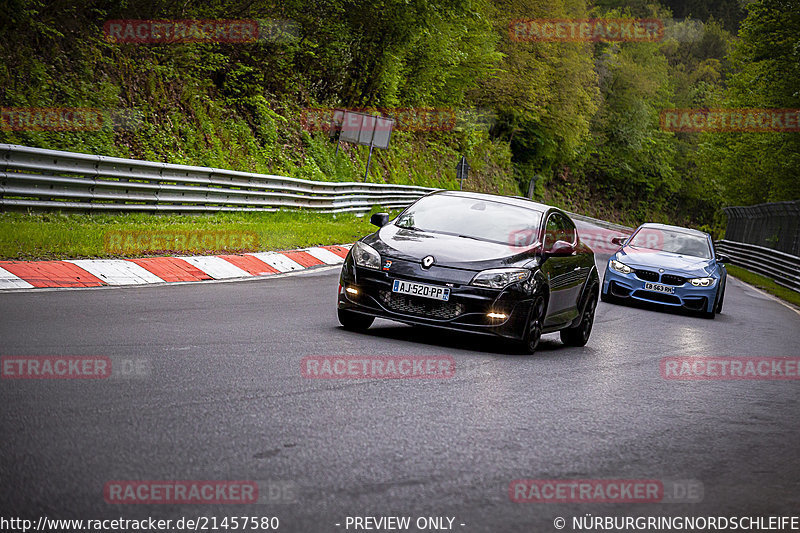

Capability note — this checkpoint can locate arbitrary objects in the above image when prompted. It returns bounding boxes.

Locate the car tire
[337,308,375,330]
[715,285,725,314]
[561,286,598,347]
[517,295,546,355]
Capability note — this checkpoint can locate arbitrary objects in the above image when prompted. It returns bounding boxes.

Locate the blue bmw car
[601,223,729,318]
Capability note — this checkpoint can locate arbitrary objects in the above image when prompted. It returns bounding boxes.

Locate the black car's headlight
[689,277,714,287]
[609,259,633,274]
[352,241,381,270]
[470,268,530,289]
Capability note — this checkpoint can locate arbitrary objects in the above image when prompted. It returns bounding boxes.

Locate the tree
[697,0,800,205]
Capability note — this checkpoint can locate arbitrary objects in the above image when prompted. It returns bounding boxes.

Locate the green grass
[726,264,800,308]
[0,210,396,261]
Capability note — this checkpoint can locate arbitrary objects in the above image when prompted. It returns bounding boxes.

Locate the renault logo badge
[422,256,435,268]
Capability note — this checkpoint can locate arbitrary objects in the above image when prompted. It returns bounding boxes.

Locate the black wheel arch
[571,266,600,326]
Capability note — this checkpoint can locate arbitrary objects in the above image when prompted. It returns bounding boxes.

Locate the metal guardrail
[0,144,435,213]
[715,239,800,293]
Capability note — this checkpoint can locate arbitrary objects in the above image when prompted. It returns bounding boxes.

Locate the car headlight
[689,277,714,287]
[470,268,530,289]
[352,241,381,270]
[609,259,633,274]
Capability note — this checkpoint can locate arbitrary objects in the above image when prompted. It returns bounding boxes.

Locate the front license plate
[644,282,674,294]
[392,279,450,301]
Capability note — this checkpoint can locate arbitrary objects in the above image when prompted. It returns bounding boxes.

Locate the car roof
[430,190,553,213]
[635,222,710,238]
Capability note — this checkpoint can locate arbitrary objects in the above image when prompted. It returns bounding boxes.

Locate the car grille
[661,274,686,286]
[634,270,687,286]
[635,270,659,282]
[378,290,465,320]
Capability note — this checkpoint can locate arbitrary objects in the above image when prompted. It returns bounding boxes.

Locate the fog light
[487,312,507,319]
[346,287,359,295]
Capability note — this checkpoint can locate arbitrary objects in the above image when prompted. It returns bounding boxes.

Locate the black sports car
[336,191,599,353]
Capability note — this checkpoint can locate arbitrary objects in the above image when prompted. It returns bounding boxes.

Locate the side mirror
[716,254,730,264]
[545,240,575,256]
[611,236,626,246]
[370,212,390,228]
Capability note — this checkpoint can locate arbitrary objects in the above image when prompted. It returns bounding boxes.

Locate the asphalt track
[1,226,800,532]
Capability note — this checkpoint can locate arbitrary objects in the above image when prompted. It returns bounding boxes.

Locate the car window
[544,214,561,248]
[561,216,576,244]
[395,194,543,246]
[544,213,574,247]
[629,227,711,259]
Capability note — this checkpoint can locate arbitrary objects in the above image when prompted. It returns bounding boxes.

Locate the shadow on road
[332,322,576,357]
[603,297,717,320]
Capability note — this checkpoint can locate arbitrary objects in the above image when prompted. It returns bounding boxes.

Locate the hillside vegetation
[1,0,797,232]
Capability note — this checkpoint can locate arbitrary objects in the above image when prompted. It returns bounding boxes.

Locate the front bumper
[602,265,717,313]
[337,255,537,341]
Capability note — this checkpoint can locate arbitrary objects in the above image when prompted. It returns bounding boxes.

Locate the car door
[558,216,585,320]
[541,212,572,325]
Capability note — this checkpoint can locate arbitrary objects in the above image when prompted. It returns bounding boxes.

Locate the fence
[0,144,434,214]
[719,200,800,292]
[722,200,800,257]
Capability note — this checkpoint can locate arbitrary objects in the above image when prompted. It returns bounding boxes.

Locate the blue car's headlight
[609,259,633,274]
[689,277,714,287]
[352,241,381,270]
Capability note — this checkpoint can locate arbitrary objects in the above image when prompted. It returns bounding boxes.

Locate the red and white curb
[0,245,351,290]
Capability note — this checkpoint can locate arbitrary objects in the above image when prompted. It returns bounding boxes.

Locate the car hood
[618,247,713,277]
[364,224,539,271]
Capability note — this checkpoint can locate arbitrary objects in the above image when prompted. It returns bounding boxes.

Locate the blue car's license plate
[644,282,674,294]
[392,279,450,301]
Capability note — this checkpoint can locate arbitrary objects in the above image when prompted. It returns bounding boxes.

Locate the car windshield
[629,227,711,258]
[394,194,543,246]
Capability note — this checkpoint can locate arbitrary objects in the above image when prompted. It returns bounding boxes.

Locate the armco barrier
[0,144,435,213]
[715,239,800,293]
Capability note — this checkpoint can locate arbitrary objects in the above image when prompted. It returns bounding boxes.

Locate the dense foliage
[1,0,797,230]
